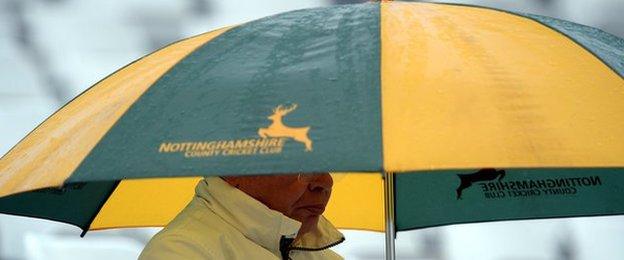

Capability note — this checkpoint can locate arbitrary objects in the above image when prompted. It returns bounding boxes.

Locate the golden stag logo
[258,104,312,151]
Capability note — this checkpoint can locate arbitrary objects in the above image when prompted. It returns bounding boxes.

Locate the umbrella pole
[383,171,396,260]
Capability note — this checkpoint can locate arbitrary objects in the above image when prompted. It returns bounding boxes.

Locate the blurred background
[1,0,623,259]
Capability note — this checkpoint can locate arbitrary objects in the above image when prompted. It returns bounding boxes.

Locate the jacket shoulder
[139,232,215,260]
[139,199,226,259]
[139,198,278,259]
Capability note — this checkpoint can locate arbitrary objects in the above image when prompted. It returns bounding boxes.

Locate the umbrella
[1,1,623,259]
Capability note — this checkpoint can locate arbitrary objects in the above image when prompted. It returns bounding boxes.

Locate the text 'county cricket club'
[158,104,312,158]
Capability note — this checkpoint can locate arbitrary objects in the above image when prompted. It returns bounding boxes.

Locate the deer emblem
[456,168,506,199]
[258,104,312,151]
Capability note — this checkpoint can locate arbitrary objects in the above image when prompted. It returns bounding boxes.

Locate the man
[139,172,345,259]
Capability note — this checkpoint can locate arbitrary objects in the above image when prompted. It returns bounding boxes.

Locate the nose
[308,173,333,194]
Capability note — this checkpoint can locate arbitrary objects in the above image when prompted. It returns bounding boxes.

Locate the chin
[306,214,320,222]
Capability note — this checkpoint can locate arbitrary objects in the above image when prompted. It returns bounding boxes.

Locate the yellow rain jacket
[139,177,345,260]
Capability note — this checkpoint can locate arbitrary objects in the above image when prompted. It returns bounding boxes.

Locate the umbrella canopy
[0,1,623,257]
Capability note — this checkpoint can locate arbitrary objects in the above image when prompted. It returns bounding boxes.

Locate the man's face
[224,173,333,235]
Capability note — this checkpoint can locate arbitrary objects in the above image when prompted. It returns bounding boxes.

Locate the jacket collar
[196,177,344,257]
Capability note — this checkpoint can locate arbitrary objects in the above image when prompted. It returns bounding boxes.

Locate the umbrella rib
[79,180,121,237]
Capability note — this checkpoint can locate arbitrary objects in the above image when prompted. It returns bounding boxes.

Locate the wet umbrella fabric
[0,2,623,259]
